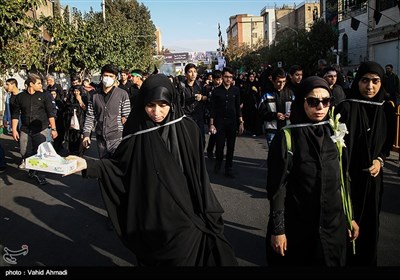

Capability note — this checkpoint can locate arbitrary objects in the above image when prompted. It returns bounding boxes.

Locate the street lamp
[276,22,299,48]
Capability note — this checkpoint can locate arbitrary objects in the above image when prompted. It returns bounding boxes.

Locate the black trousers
[215,119,237,170]
[207,133,216,153]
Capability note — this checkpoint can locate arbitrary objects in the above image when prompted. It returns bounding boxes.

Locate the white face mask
[102,76,114,88]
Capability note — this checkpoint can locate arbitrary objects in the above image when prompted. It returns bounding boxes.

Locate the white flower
[329,111,348,148]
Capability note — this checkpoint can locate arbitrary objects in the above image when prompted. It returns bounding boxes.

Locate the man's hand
[12,130,19,142]
[194,94,202,101]
[238,123,244,135]
[63,155,87,177]
[277,112,286,120]
[121,116,127,125]
[51,130,58,139]
[82,137,91,148]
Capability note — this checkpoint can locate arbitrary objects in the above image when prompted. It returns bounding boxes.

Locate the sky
[61,0,305,52]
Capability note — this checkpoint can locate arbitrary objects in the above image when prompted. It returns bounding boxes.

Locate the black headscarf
[89,74,237,266]
[348,61,386,102]
[123,74,184,168]
[290,76,332,124]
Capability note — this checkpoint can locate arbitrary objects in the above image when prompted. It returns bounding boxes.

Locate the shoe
[207,151,214,159]
[28,170,37,178]
[0,165,6,173]
[34,175,48,185]
[225,169,235,178]
[213,163,221,174]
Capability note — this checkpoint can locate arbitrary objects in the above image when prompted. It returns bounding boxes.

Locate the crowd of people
[1,59,399,267]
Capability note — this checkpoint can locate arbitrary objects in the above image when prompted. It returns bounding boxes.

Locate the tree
[265,19,338,75]
[37,7,74,74]
[0,0,45,74]
[104,0,156,71]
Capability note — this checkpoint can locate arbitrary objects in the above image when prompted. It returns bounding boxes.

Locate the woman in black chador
[265,76,358,266]
[67,74,237,266]
[336,61,395,266]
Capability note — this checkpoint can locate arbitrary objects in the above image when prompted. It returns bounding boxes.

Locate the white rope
[122,115,186,141]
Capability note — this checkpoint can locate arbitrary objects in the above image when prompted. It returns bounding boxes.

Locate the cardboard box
[24,142,77,175]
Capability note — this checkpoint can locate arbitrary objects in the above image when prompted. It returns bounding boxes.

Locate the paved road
[1,132,399,269]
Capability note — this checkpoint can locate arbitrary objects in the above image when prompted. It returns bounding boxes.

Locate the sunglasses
[360,77,381,84]
[304,97,332,108]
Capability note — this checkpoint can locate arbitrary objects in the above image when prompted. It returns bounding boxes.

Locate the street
[1,132,399,269]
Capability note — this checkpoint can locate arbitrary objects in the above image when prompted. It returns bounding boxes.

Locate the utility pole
[101,0,105,23]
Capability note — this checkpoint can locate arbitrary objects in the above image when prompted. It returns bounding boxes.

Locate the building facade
[333,0,400,74]
[226,14,264,49]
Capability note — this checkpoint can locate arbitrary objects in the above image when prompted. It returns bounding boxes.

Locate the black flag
[218,23,221,37]
[373,10,382,24]
[351,17,360,31]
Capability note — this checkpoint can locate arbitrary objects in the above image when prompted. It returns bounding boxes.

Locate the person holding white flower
[265,76,358,266]
[336,61,396,266]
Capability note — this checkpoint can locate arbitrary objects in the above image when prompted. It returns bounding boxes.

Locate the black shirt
[11,90,56,134]
[102,87,114,104]
[210,85,242,123]
[118,80,133,97]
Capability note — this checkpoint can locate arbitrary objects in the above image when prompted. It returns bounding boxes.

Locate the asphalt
[1,131,399,272]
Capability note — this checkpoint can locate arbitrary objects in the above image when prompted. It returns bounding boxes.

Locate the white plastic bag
[70,109,80,130]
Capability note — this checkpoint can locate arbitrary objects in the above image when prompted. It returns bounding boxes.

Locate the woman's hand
[369,159,382,177]
[348,220,359,241]
[271,234,287,256]
[63,155,87,177]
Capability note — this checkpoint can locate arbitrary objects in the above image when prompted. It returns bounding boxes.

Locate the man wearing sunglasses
[258,68,294,147]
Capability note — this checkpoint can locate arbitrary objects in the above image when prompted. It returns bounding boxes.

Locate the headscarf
[123,74,182,135]
[348,61,386,102]
[123,74,184,168]
[290,76,332,124]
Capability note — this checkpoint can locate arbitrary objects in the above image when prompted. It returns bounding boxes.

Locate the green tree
[0,0,45,74]
[104,0,156,71]
[38,7,75,74]
[265,19,338,75]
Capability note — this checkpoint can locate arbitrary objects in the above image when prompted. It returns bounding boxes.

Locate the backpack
[282,127,293,174]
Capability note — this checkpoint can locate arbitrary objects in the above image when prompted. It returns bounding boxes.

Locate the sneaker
[207,151,214,160]
[28,170,37,178]
[34,175,48,185]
